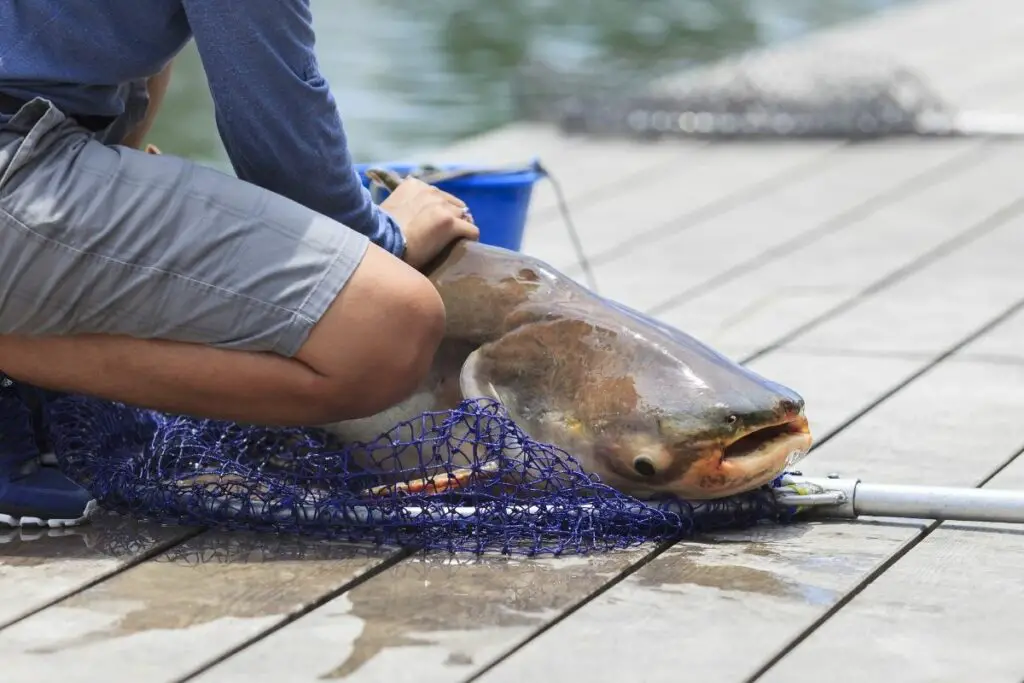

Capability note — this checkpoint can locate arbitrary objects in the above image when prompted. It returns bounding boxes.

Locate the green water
[148,0,908,167]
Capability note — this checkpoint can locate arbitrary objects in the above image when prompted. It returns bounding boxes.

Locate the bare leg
[0,243,445,426]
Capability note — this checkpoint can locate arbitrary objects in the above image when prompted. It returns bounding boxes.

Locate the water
[147,0,909,167]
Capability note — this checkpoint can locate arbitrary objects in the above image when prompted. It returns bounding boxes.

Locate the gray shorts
[0,97,370,357]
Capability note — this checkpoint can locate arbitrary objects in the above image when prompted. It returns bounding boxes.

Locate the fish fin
[359,461,501,498]
[459,317,597,421]
[459,347,499,403]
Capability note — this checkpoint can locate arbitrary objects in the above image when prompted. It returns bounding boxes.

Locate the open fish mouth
[723,416,811,464]
[681,416,813,500]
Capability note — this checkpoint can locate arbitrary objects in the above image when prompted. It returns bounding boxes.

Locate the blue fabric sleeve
[180,0,404,257]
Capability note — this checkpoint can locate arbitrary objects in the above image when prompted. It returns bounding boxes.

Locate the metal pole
[775,475,1024,524]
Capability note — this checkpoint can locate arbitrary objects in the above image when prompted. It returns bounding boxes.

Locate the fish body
[321,239,812,501]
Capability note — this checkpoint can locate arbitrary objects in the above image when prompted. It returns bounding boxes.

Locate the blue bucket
[354,161,544,252]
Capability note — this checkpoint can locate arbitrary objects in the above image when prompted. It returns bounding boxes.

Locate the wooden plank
[434,139,848,284]
[441,138,847,276]
[655,140,1024,353]
[960,307,1024,361]
[756,450,1024,683]
[478,527,919,683]
[0,531,399,683]
[426,123,570,163]
[742,344,1024,373]
[593,138,979,312]
[523,139,702,224]
[787,195,1024,356]
[413,125,693,271]
[768,336,1024,487]
[0,513,196,629]
[542,141,842,273]
[437,127,684,227]
[466,313,1024,683]
[480,135,697,228]
[414,126,708,275]
[519,138,709,271]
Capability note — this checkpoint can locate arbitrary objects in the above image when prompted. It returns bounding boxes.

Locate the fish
[321,177,812,501]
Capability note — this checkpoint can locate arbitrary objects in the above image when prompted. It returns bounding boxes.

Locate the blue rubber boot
[0,377,96,528]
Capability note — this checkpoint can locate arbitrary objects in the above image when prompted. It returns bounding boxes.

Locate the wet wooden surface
[758,454,1024,683]
[5,0,1024,681]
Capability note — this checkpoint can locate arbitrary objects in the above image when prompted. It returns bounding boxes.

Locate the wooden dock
[4,0,1024,680]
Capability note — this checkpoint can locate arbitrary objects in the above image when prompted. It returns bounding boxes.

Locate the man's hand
[380,177,480,270]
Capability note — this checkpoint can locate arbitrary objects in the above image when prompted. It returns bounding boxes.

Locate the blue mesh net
[0,379,794,556]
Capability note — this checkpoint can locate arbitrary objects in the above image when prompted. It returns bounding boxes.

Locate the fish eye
[727,414,738,426]
[633,455,657,477]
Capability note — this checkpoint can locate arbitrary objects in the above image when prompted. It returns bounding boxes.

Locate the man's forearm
[121,60,174,149]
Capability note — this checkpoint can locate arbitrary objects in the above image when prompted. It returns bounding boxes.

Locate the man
[0,1,479,528]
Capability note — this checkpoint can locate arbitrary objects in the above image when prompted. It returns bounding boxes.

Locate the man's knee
[297,244,447,422]
[354,274,446,413]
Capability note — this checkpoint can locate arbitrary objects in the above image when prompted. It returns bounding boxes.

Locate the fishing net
[0,379,793,556]
[513,50,1024,141]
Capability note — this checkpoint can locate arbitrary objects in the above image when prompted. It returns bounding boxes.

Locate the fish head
[575,354,812,501]
[462,300,812,501]
[574,303,813,500]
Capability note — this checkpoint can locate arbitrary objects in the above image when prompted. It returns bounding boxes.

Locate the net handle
[776,475,1024,524]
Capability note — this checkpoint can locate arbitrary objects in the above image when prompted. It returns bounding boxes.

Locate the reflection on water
[148,0,908,166]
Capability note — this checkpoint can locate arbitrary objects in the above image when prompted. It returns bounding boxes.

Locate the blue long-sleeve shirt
[0,0,404,256]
